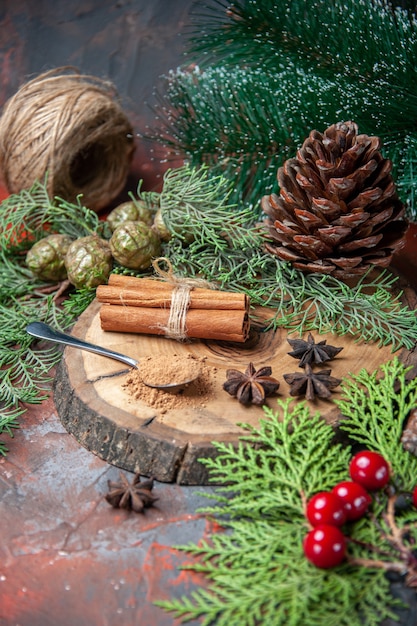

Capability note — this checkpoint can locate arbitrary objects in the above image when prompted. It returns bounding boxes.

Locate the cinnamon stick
[99,304,250,342]
[97,274,248,310]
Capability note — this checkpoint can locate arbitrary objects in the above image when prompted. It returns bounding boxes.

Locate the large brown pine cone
[262,121,408,279]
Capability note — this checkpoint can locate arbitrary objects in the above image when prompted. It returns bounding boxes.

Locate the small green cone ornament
[107,200,154,232]
[65,235,113,288]
[152,208,172,242]
[26,233,73,281]
[110,220,161,270]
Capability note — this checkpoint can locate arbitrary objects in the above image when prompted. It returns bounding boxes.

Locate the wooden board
[54,294,417,485]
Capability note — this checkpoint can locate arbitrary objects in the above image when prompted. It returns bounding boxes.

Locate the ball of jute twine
[0,67,134,211]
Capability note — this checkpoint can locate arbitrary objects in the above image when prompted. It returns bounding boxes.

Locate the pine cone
[262,121,408,279]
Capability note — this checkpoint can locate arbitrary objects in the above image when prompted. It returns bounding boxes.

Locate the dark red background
[0,0,196,194]
[0,5,416,625]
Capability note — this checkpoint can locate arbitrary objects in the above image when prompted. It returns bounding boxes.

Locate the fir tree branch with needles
[156,360,417,626]
[0,179,99,454]
[0,177,105,252]
[148,0,417,218]
[189,0,416,82]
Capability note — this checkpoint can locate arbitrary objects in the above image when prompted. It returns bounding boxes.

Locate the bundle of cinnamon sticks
[97,274,250,342]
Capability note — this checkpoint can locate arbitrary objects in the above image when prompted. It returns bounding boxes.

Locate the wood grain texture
[54,296,416,485]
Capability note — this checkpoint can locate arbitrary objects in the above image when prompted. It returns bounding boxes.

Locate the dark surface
[0,2,417,624]
[0,393,214,626]
[0,0,197,192]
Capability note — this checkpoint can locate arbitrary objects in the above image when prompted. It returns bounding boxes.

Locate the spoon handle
[26,321,138,369]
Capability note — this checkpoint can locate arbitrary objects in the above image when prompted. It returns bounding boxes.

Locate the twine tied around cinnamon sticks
[150,257,216,341]
[97,260,250,343]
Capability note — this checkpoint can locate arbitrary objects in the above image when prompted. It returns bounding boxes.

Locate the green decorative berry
[110,220,161,270]
[26,234,73,281]
[65,235,113,289]
[107,201,154,232]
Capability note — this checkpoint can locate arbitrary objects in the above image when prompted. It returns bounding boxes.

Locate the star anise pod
[287,333,343,367]
[223,362,280,405]
[283,363,341,401]
[105,472,158,513]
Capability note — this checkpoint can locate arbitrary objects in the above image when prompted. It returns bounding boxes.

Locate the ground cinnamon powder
[123,354,217,412]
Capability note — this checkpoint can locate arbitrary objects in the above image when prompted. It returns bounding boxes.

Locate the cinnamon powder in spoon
[123,354,216,412]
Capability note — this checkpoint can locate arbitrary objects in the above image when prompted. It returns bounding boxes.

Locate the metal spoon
[25,321,198,391]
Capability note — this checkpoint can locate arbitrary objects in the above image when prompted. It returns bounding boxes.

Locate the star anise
[105,472,158,513]
[283,363,341,401]
[287,333,343,367]
[223,362,280,405]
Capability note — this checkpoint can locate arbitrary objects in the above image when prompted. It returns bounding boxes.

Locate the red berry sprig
[302,450,391,569]
[301,450,417,585]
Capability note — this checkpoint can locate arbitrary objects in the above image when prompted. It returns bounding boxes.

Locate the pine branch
[61,288,96,320]
[269,269,417,350]
[142,164,260,249]
[149,65,320,209]
[197,402,351,520]
[148,0,417,218]
[391,134,417,220]
[0,178,103,252]
[0,299,58,454]
[190,0,417,88]
[0,181,109,453]
[0,294,78,452]
[0,407,21,456]
[157,393,415,626]
[159,519,394,626]
[337,357,417,491]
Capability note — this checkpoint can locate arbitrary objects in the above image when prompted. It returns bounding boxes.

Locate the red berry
[349,450,390,491]
[306,491,347,527]
[303,524,347,569]
[331,481,372,521]
[412,486,417,508]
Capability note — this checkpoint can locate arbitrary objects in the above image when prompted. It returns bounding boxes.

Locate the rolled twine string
[0,67,134,211]
[150,257,216,341]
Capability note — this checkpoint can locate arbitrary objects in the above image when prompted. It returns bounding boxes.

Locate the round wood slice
[54,290,417,485]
